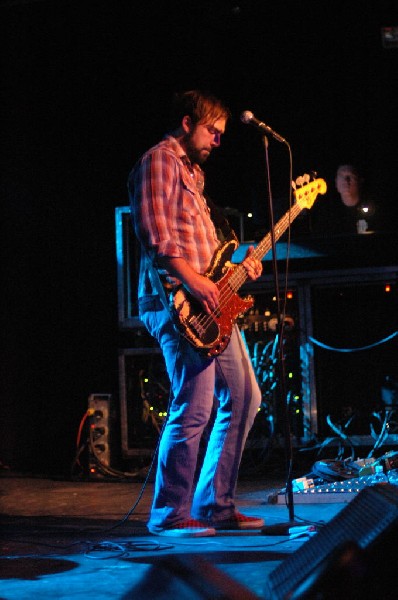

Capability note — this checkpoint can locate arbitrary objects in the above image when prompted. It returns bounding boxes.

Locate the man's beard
[183,135,211,165]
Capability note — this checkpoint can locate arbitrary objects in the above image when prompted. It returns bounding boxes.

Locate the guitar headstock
[292,174,327,210]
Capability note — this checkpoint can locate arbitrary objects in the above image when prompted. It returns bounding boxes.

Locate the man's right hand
[157,256,219,314]
[185,272,220,315]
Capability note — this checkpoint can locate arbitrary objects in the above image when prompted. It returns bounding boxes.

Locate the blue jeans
[139,295,261,532]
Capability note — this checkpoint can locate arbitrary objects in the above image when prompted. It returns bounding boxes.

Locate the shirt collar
[164,135,205,193]
[164,135,200,170]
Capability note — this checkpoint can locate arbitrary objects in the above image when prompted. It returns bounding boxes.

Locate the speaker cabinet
[265,483,398,599]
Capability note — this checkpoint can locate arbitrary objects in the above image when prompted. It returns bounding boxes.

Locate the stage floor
[0,468,350,599]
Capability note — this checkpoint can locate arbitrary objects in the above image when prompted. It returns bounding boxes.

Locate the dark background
[2,0,398,475]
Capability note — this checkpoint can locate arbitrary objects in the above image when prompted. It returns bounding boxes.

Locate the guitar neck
[253,202,302,262]
[228,202,303,293]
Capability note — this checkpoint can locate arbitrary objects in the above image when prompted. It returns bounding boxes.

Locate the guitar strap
[204,193,238,244]
[143,251,171,311]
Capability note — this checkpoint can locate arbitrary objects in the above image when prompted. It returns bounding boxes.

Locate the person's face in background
[335,166,361,207]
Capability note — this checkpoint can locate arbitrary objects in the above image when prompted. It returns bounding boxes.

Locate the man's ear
[182,115,193,134]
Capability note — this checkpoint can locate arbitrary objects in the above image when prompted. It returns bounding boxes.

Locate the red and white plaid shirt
[129,135,220,298]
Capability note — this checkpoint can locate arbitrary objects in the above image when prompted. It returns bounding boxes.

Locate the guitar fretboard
[227,202,303,295]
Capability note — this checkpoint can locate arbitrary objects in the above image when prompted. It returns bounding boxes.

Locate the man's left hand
[242,246,263,281]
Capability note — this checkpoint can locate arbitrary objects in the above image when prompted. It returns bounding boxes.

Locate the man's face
[183,117,226,165]
[335,167,359,196]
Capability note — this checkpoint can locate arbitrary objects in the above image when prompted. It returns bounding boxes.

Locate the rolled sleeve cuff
[152,239,183,261]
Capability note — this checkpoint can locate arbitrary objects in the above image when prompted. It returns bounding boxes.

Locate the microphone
[240,110,287,144]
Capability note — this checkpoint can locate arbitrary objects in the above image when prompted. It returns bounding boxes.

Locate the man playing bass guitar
[128,90,265,537]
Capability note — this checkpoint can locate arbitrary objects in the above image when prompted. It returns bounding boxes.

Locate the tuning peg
[295,175,304,187]
[291,181,296,190]
[303,173,310,184]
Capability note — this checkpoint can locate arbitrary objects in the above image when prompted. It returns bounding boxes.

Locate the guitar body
[171,237,254,357]
[172,272,254,357]
[171,177,327,357]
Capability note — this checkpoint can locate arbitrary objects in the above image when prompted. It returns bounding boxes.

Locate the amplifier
[118,348,169,458]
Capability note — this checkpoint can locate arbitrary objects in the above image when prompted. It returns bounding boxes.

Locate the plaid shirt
[128,135,220,299]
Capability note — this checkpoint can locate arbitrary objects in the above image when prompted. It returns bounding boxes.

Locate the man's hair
[336,164,360,178]
[168,90,231,131]
[336,164,364,185]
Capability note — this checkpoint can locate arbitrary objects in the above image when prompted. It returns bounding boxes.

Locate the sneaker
[151,519,216,537]
[211,511,264,530]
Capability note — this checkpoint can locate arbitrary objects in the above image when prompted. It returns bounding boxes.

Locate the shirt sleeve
[130,147,184,263]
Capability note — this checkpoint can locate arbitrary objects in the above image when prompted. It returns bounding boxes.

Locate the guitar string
[190,225,290,339]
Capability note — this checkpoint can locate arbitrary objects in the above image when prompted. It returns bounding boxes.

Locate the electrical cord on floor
[1,533,307,563]
[84,540,175,559]
[0,540,176,561]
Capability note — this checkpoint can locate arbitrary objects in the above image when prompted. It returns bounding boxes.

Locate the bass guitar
[171,176,327,357]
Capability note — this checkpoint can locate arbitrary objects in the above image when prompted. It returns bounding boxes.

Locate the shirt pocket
[177,176,208,230]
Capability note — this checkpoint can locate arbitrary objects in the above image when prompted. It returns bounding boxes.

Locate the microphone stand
[260,135,299,534]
